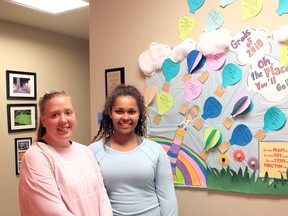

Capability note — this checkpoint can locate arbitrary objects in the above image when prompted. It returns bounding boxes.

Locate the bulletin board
[138,1,288,195]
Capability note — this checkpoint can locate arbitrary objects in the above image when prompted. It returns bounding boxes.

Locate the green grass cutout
[207,166,288,195]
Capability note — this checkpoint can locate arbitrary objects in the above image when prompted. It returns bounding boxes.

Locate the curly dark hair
[92,84,146,143]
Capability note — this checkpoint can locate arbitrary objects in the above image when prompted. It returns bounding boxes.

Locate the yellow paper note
[178,16,196,41]
[241,0,263,21]
[280,41,288,66]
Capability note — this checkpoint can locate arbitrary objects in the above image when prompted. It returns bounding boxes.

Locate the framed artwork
[105,67,125,97]
[7,104,37,133]
[6,70,37,100]
[15,137,32,175]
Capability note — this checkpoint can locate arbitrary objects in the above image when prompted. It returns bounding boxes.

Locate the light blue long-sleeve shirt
[89,138,178,216]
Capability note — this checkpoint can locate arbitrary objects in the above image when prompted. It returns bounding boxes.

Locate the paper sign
[276,0,288,16]
[259,141,288,179]
[178,16,196,40]
[188,0,205,14]
[241,0,263,21]
[204,9,224,32]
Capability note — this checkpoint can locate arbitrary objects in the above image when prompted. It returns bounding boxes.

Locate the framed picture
[7,104,37,133]
[15,137,32,175]
[105,67,125,97]
[6,70,37,100]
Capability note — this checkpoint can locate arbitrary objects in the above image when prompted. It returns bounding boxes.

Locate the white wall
[89,0,288,215]
[0,20,90,215]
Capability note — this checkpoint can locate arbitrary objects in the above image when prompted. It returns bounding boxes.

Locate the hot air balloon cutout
[218,124,253,154]
[182,50,205,82]
[198,53,226,85]
[204,9,224,33]
[178,16,196,41]
[179,78,202,115]
[220,0,237,8]
[193,96,223,130]
[223,92,253,130]
[214,63,243,98]
[241,0,263,22]
[200,126,223,160]
[150,104,207,187]
[161,58,180,92]
[188,0,205,14]
[142,84,158,116]
[254,106,287,141]
[153,91,174,125]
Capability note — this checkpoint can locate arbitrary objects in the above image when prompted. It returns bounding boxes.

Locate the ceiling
[0,0,89,40]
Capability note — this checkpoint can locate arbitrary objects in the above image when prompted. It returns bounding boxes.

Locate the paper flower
[233,149,245,162]
[247,157,259,170]
[218,153,230,166]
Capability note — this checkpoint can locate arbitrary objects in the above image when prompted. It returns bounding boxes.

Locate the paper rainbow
[149,136,207,187]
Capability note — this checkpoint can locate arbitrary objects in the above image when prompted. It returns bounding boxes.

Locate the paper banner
[156,91,174,116]
[222,63,242,88]
[206,53,226,72]
[162,58,180,83]
[178,16,196,41]
[220,0,236,7]
[241,0,263,21]
[231,92,253,118]
[229,124,253,146]
[142,84,158,107]
[187,50,203,73]
[204,126,222,151]
[263,107,286,132]
[280,41,288,66]
[188,0,205,14]
[276,0,288,16]
[202,96,222,120]
[184,79,202,102]
[204,9,224,32]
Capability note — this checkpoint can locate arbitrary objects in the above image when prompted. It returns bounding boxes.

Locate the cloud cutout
[170,38,196,63]
[138,42,171,76]
[271,25,288,43]
[197,28,231,56]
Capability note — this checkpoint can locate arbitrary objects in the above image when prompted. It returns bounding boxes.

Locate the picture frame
[6,70,37,100]
[15,137,32,175]
[105,67,125,97]
[7,104,37,133]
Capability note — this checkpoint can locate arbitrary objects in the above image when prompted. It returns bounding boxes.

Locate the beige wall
[89,0,288,215]
[0,20,90,215]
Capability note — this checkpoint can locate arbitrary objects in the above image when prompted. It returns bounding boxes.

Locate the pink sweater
[19,141,112,216]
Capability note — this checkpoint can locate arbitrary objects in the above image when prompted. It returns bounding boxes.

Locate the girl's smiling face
[41,96,77,147]
[110,95,140,136]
